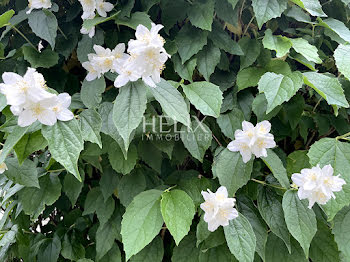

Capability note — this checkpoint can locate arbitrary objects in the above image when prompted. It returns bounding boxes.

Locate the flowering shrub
[0,0,350,261]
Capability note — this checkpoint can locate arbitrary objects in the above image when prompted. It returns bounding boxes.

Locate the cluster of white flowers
[83,23,170,88]
[0,68,74,127]
[78,0,114,37]
[27,0,52,14]
[227,120,276,163]
[292,164,346,208]
[200,186,239,232]
[82,44,127,81]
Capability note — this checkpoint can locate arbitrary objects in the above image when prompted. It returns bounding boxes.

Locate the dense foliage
[1,0,350,261]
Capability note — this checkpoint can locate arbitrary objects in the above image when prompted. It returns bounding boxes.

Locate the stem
[164,185,177,192]
[251,178,287,190]
[10,24,37,51]
[312,97,322,112]
[242,15,255,36]
[212,134,222,147]
[336,131,350,141]
[57,26,68,40]
[47,168,66,173]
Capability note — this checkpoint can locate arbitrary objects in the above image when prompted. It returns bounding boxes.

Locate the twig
[212,134,222,147]
[10,24,37,51]
[251,178,287,190]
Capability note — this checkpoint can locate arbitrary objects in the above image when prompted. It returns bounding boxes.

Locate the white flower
[18,96,57,127]
[136,46,169,88]
[0,151,7,174]
[80,25,95,38]
[292,164,346,208]
[90,45,115,73]
[0,68,53,111]
[79,0,96,20]
[113,56,141,88]
[200,186,239,232]
[0,68,74,127]
[27,0,52,14]
[95,0,113,17]
[82,61,99,81]
[111,43,129,72]
[128,23,166,53]
[227,120,276,163]
[52,93,74,121]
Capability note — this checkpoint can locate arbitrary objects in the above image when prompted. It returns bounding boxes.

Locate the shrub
[0,0,350,261]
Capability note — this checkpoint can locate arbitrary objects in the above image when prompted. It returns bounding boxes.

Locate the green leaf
[262,29,291,57]
[83,187,101,215]
[99,243,121,262]
[28,10,57,49]
[237,195,268,261]
[258,71,303,113]
[99,102,128,159]
[224,213,256,262]
[0,125,29,164]
[112,81,147,151]
[239,37,261,70]
[178,177,212,207]
[81,77,106,109]
[286,150,310,176]
[310,221,340,262]
[237,67,267,91]
[173,55,197,82]
[289,38,322,64]
[79,109,102,148]
[303,72,349,110]
[208,21,243,55]
[18,173,62,218]
[282,190,317,257]
[196,43,221,81]
[182,81,223,118]
[180,121,212,162]
[265,233,308,262]
[82,12,119,30]
[261,149,290,189]
[171,232,200,262]
[334,44,350,80]
[37,234,61,262]
[115,11,152,29]
[160,189,195,245]
[96,209,121,260]
[187,0,215,31]
[130,236,163,262]
[14,130,47,165]
[0,10,14,28]
[217,108,245,140]
[117,169,146,207]
[121,189,164,261]
[318,18,350,43]
[251,0,288,29]
[291,0,327,17]
[108,142,137,175]
[63,173,83,207]
[307,138,350,220]
[99,167,120,202]
[4,157,39,188]
[257,187,291,252]
[150,79,191,126]
[332,206,350,261]
[61,234,85,261]
[212,149,253,196]
[77,29,104,63]
[41,119,84,181]
[199,244,236,262]
[175,24,208,63]
[22,46,59,68]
